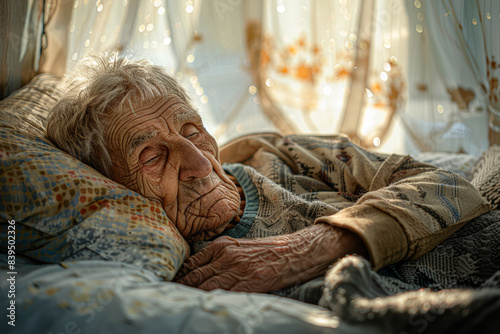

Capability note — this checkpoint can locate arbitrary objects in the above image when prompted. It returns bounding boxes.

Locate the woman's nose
[178,140,213,181]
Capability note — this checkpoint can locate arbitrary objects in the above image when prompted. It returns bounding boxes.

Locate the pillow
[471,145,500,210]
[0,74,189,280]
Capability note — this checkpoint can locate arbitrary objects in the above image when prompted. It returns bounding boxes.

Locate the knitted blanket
[319,210,500,333]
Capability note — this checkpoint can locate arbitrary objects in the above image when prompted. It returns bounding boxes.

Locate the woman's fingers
[176,264,217,286]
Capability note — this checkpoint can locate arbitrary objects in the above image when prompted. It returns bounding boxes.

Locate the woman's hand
[174,223,368,292]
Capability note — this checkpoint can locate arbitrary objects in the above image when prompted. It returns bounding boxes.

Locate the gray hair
[47,53,191,178]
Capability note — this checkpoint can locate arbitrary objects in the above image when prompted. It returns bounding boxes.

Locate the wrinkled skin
[175,223,368,292]
[107,96,241,242]
[107,95,368,293]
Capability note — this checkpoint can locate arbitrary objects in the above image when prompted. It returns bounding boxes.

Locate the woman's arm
[175,223,367,292]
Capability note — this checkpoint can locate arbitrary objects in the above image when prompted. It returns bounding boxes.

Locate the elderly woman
[47,54,490,295]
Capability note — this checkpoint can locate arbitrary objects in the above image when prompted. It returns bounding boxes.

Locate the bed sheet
[0,260,360,334]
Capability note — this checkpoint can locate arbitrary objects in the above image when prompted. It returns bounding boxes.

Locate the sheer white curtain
[402,0,499,154]
[66,0,199,73]
[51,0,499,153]
[246,0,409,151]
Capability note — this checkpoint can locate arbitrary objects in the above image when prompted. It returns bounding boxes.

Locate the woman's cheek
[135,174,162,202]
[157,172,182,211]
[201,132,219,159]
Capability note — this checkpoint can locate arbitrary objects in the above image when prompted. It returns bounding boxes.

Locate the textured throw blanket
[318,210,500,333]
[268,211,500,333]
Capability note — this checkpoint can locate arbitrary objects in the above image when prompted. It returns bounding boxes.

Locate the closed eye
[143,155,160,165]
[181,123,200,139]
[139,147,167,168]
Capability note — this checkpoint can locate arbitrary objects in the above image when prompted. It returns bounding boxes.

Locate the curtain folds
[243,0,409,150]
[1,0,46,99]
[402,0,499,153]
[41,0,499,153]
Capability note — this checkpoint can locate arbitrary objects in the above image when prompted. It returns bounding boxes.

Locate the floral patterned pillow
[471,145,500,210]
[0,74,189,280]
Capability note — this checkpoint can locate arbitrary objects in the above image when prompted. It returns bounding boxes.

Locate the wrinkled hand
[175,223,367,293]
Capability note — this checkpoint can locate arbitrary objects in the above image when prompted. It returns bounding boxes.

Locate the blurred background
[1,0,499,154]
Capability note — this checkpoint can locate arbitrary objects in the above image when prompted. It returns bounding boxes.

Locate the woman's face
[106,95,241,242]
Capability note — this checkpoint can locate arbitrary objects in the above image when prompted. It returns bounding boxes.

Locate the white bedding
[1,261,352,334]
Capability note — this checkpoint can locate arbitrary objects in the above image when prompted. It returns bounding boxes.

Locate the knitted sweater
[194,133,490,271]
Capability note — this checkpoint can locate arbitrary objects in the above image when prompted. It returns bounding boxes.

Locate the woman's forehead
[106,95,201,148]
[113,96,198,127]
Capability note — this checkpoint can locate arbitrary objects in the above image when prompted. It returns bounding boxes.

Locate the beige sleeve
[317,168,490,270]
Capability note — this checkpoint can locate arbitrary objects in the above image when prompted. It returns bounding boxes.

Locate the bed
[1,74,499,333]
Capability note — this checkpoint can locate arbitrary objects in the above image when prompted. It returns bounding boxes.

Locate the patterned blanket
[320,210,500,333]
